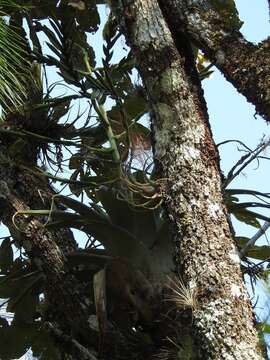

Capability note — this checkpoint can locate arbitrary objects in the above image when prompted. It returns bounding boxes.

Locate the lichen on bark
[113,0,265,358]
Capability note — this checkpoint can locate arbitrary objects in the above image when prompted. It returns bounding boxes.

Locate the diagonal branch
[240,221,270,258]
[159,0,270,122]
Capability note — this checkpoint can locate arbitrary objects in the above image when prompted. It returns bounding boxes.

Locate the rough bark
[0,137,99,359]
[157,0,270,122]
[112,0,265,358]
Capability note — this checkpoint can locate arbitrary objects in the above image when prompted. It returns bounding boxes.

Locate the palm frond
[0,1,32,115]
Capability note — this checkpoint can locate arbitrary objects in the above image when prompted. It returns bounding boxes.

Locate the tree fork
[158,0,270,123]
[112,0,265,358]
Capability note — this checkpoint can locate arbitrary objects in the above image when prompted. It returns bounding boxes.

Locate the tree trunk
[112,0,264,358]
[0,140,99,359]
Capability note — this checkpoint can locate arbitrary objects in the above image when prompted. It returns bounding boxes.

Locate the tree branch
[159,0,270,122]
[240,221,270,258]
[45,322,98,360]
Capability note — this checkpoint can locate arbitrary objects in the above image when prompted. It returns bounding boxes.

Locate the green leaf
[0,238,13,272]
[262,323,270,334]
[47,207,139,256]
[123,92,148,119]
[69,154,82,169]
[236,237,270,261]
[66,249,110,270]
[7,271,41,323]
[76,2,100,32]
[233,211,261,228]
[57,195,107,219]
[246,245,270,261]
[46,42,63,60]
[234,236,250,247]
[50,99,71,123]
[48,19,64,42]
[69,169,83,196]
[57,68,76,84]
[0,265,40,304]
[231,207,261,228]
[97,187,160,247]
[103,14,117,41]
[42,25,63,53]
[0,17,31,113]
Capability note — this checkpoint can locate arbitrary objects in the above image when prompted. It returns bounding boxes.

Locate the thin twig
[240,221,270,258]
[217,139,252,152]
[223,138,270,189]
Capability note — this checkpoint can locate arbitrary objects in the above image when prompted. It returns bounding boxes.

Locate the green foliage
[0,257,55,359]
[0,238,13,272]
[0,3,32,114]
